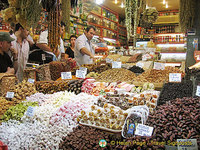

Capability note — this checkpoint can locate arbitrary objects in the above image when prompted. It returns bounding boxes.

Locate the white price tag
[26,106,36,118]
[106,58,112,63]
[28,78,35,84]
[42,54,46,61]
[177,139,198,150]
[79,67,87,75]
[135,124,154,137]
[61,72,72,79]
[136,62,144,68]
[196,86,200,96]
[153,62,165,70]
[112,61,122,68]
[76,70,85,79]
[6,92,14,99]
[169,73,182,82]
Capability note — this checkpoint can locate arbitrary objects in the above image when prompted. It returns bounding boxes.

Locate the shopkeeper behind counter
[74,26,96,66]
[0,32,18,74]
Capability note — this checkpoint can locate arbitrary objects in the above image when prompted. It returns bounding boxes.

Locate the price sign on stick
[153,62,165,70]
[79,67,87,75]
[76,70,85,79]
[28,78,35,84]
[112,61,122,68]
[26,106,36,118]
[106,58,113,63]
[6,92,14,99]
[136,62,144,68]
[135,124,154,137]
[177,139,198,150]
[196,86,200,96]
[61,72,72,79]
[169,73,182,82]
[42,54,46,61]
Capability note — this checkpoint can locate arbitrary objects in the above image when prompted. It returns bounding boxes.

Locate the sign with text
[28,78,35,84]
[153,62,165,70]
[79,67,87,75]
[177,139,198,150]
[61,72,72,80]
[6,92,14,99]
[42,54,46,61]
[106,58,113,63]
[136,62,144,68]
[112,61,122,68]
[76,70,85,79]
[196,86,200,97]
[26,106,36,118]
[169,73,182,83]
[135,124,154,137]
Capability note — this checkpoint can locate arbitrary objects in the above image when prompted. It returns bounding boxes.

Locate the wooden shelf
[119,33,127,37]
[102,16,118,24]
[155,42,185,44]
[154,32,185,36]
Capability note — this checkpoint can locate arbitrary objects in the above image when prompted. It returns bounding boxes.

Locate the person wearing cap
[11,23,29,82]
[0,32,18,74]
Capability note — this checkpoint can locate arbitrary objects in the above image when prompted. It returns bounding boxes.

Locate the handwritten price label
[26,106,36,118]
[153,62,165,70]
[196,86,200,97]
[6,92,14,99]
[135,124,153,137]
[76,70,85,79]
[61,72,72,79]
[112,61,122,68]
[136,62,144,68]
[42,54,46,61]
[28,78,35,84]
[169,73,182,82]
[177,139,198,150]
[79,67,87,75]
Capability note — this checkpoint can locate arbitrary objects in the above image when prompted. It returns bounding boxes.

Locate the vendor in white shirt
[36,22,66,60]
[74,26,96,66]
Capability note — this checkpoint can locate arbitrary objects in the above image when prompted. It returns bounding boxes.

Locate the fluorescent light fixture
[96,0,103,5]
[163,0,166,4]
[166,3,168,8]
[120,2,124,8]
[115,0,118,4]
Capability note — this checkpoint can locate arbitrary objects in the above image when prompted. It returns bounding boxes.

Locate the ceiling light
[96,0,104,5]
[166,3,168,8]
[120,2,124,8]
[163,0,166,4]
[115,0,118,4]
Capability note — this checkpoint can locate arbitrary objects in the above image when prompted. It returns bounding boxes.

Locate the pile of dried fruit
[35,80,84,94]
[146,97,200,145]
[128,65,144,73]
[9,81,37,102]
[72,63,112,75]
[96,68,136,82]
[1,102,38,122]
[158,81,193,105]
[59,125,122,149]
[135,66,184,83]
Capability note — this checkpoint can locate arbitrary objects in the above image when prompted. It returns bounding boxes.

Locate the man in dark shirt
[0,32,18,74]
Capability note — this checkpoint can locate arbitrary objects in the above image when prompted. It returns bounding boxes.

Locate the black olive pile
[128,65,144,74]
[158,80,193,105]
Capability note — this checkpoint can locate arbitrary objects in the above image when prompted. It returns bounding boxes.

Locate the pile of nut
[135,66,184,83]
[35,80,84,94]
[9,81,37,102]
[96,68,136,82]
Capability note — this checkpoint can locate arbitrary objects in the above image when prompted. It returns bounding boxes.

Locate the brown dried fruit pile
[96,68,136,82]
[59,125,121,150]
[135,66,184,83]
[35,79,84,94]
[147,97,200,145]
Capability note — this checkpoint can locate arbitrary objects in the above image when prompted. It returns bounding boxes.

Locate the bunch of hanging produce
[140,7,158,27]
[48,0,61,57]
[1,0,42,28]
